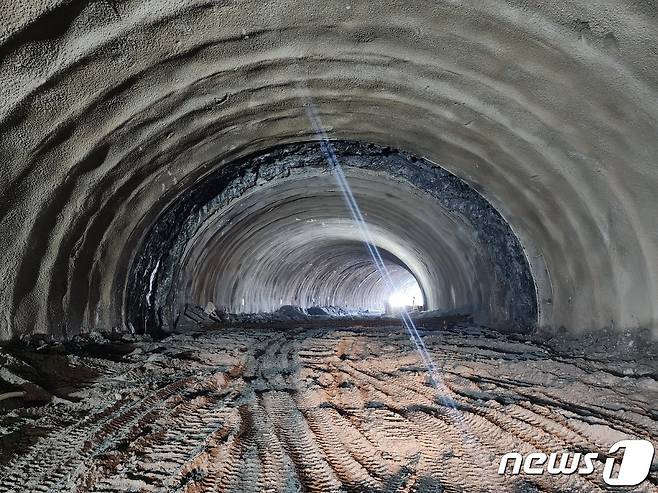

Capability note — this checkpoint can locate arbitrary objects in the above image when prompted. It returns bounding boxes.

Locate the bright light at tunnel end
[388,284,423,308]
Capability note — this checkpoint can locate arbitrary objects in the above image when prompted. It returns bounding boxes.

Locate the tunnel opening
[387,278,425,313]
[126,141,538,335]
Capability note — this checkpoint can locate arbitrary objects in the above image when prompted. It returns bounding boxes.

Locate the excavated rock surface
[128,142,537,335]
[1,325,656,492]
[2,1,657,339]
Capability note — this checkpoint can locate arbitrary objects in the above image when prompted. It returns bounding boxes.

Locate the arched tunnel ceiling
[173,158,514,322]
[130,143,537,334]
[0,0,656,338]
[181,173,434,316]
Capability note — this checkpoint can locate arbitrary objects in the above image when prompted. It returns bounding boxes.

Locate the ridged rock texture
[1,326,657,492]
[1,0,657,339]
[125,143,538,334]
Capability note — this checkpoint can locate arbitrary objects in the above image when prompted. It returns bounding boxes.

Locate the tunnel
[127,142,537,334]
[0,1,656,340]
[0,1,657,492]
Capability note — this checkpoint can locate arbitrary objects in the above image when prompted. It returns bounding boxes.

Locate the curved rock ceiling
[129,143,537,333]
[0,0,656,338]
[180,173,430,317]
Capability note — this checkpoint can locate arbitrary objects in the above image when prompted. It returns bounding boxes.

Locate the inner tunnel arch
[126,141,538,334]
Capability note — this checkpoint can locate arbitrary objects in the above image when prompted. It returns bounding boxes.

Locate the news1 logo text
[498,440,655,486]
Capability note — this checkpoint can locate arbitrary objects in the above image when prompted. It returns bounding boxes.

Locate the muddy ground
[1,324,657,492]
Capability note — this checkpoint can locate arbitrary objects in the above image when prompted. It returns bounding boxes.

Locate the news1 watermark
[498,440,655,486]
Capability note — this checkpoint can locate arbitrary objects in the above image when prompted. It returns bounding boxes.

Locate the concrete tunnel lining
[0,0,656,339]
[126,142,537,333]
[128,142,537,331]
[1,2,658,491]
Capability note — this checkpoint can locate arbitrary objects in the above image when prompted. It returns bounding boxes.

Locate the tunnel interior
[127,142,538,334]
[1,1,658,491]
[0,0,656,341]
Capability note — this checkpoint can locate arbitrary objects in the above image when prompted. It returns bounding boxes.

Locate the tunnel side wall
[0,0,656,338]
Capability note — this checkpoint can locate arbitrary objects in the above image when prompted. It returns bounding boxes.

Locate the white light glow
[388,283,423,308]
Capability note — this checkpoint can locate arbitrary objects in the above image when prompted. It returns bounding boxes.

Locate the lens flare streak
[302,99,462,408]
[298,93,495,482]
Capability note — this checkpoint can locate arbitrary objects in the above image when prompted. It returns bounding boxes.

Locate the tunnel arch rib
[0,0,656,339]
[126,142,538,334]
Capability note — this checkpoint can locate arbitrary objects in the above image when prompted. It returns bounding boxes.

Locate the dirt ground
[1,325,656,492]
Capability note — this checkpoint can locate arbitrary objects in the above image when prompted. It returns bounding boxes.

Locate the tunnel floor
[1,324,656,492]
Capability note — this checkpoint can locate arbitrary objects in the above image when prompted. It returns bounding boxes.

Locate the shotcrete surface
[1,1,657,338]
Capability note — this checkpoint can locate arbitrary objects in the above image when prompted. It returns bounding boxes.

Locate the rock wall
[0,0,656,338]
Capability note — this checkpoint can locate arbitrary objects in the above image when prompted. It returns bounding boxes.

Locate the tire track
[1,326,656,492]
